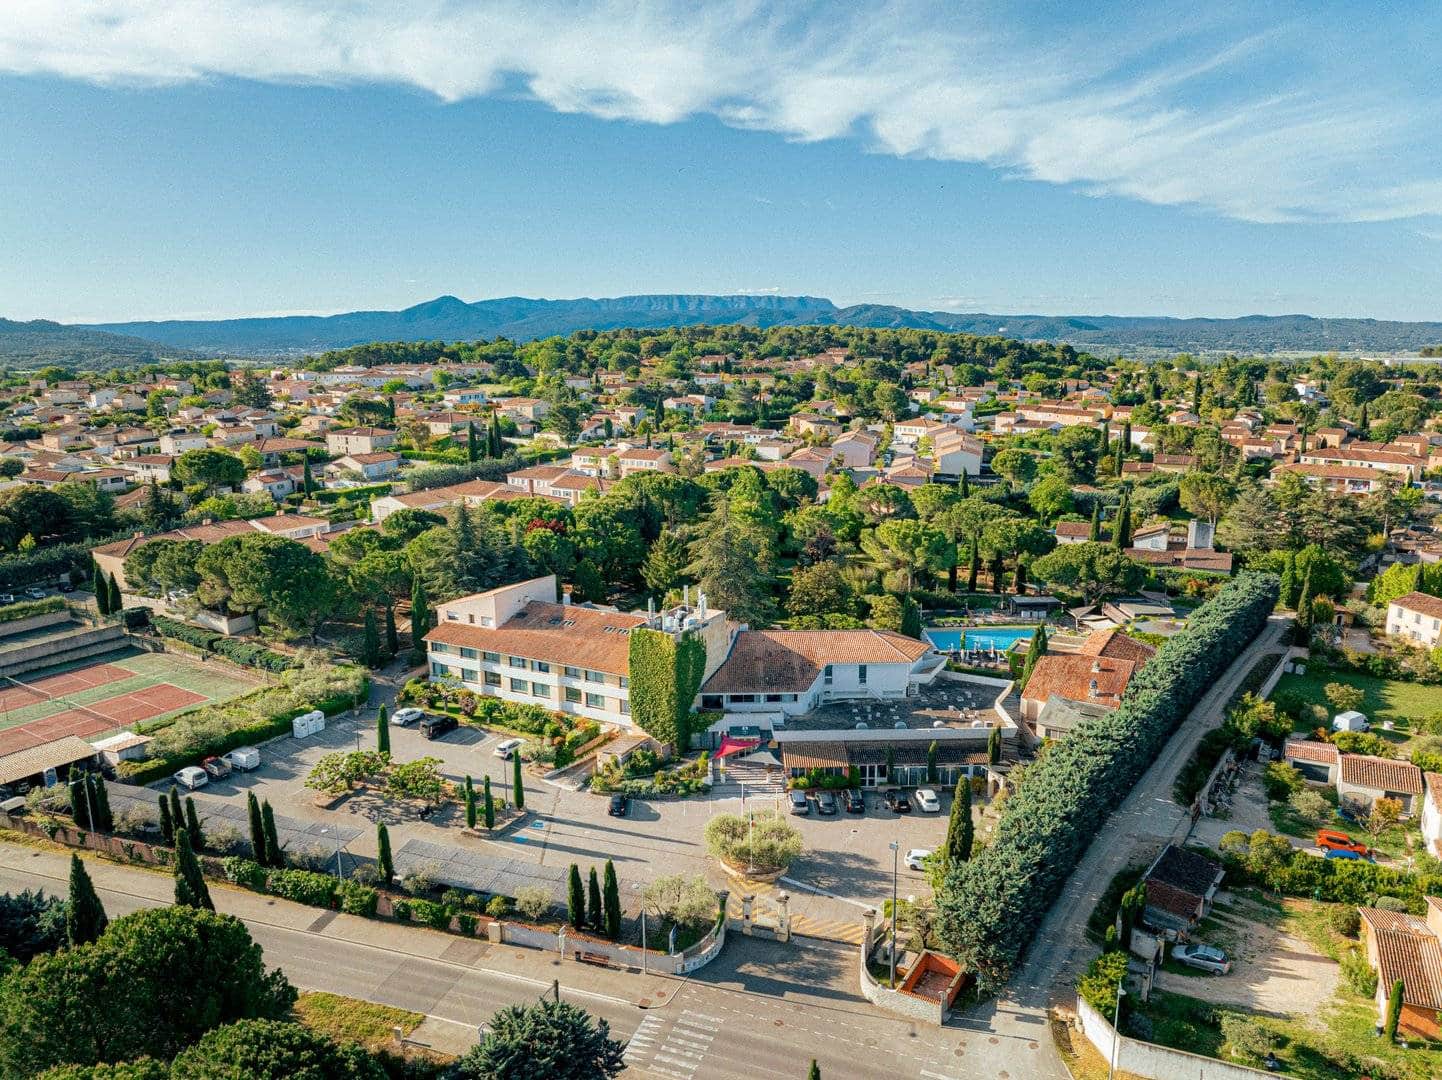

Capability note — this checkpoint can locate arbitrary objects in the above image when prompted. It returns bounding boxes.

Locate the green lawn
[1272,670,1440,734]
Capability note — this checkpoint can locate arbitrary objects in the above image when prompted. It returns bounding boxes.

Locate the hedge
[0,596,66,623]
[937,571,1279,993]
[0,535,133,592]
[266,868,339,908]
[151,614,293,672]
[311,482,393,504]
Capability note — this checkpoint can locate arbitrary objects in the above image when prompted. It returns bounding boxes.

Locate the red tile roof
[1283,740,1340,765]
[1020,653,1137,709]
[702,630,931,694]
[1078,629,1156,664]
[1340,754,1423,795]
[426,601,645,676]
[1391,592,1442,620]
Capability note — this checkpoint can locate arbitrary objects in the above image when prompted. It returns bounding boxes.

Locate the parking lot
[157,705,956,941]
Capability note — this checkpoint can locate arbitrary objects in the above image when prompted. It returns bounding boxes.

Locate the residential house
[327,452,402,482]
[789,413,843,440]
[616,448,673,477]
[1358,900,1442,1039]
[242,470,298,501]
[1386,592,1442,650]
[931,431,983,477]
[1054,521,1093,545]
[325,427,398,456]
[832,430,878,469]
[1338,754,1425,816]
[158,431,211,456]
[1141,845,1225,935]
[1018,629,1154,723]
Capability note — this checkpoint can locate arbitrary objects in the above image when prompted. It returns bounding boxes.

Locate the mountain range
[4,294,1442,365]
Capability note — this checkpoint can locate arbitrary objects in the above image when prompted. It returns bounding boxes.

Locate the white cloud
[1,1,1437,223]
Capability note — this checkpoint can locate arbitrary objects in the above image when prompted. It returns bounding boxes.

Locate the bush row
[310,482,393,504]
[0,595,66,623]
[151,614,293,672]
[937,571,1279,993]
[0,535,132,591]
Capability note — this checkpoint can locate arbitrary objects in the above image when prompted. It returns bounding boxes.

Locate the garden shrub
[390,899,411,922]
[486,896,511,918]
[1328,905,1361,937]
[409,899,451,930]
[939,572,1279,993]
[0,596,66,623]
[265,869,338,908]
[1263,761,1305,801]
[221,857,268,891]
[1076,950,1128,1013]
[1340,945,1378,997]
[456,912,478,936]
[337,880,378,917]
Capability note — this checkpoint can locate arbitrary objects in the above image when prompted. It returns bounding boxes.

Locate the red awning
[716,736,761,759]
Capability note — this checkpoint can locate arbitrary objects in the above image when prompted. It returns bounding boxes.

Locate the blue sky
[2,1,1441,323]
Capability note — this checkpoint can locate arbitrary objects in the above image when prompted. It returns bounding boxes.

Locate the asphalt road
[0,846,994,1080]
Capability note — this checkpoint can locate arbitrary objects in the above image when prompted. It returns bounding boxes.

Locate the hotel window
[585,692,605,708]
[564,666,581,679]
[460,647,478,660]
[823,665,833,686]
[484,671,501,687]
[765,694,782,703]
[702,695,723,710]
[619,677,629,689]
[534,661,550,674]
[619,699,630,714]
[510,677,527,692]
[461,668,478,684]
[430,661,450,677]
[431,642,451,654]
[482,651,500,663]
[509,656,526,668]
[585,670,603,683]
[565,687,582,704]
[858,665,868,685]
[533,682,549,697]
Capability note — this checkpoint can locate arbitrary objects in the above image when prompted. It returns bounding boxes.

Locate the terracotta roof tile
[1391,592,1442,620]
[1020,653,1137,709]
[1341,754,1423,795]
[702,630,931,695]
[1284,740,1340,765]
[426,601,645,676]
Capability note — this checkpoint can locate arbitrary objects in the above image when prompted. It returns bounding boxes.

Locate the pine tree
[377,822,394,886]
[587,867,603,932]
[92,563,109,615]
[66,854,108,945]
[483,775,495,829]
[926,741,938,785]
[261,800,282,868]
[384,605,399,658]
[185,796,204,851]
[376,705,391,755]
[513,751,525,810]
[1089,503,1101,542]
[168,788,183,844]
[360,608,381,668]
[409,577,429,668]
[603,859,621,940]
[987,726,1001,765]
[945,774,974,866]
[568,864,585,930]
[247,791,267,865]
[158,792,173,844]
[173,827,213,910]
[107,575,122,616]
[90,774,112,832]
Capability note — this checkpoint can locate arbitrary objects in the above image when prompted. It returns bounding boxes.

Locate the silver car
[1172,942,1231,975]
[173,766,208,791]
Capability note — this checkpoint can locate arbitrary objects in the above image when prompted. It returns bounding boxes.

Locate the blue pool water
[924,626,1035,653]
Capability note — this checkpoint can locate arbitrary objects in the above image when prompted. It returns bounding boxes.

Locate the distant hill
[6,294,1437,357]
[0,318,195,368]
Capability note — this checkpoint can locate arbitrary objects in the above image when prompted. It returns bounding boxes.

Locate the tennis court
[0,649,256,757]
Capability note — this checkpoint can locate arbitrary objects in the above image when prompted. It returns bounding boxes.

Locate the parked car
[843,788,865,814]
[493,738,523,759]
[173,766,208,791]
[24,588,45,600]
[915,788,941,812]
[1324,846,1372,862]
[904,848,932,871]
[200,755,231,780]
[608,793,630,817]
[1172,942,1231,975]
[788,790,811,815]
[419,714,458,740]
[0,594,13,604]
[1316,828,1368,855]
[390,707,425,727]
[58,583,75,593]
[223,746,260,771]
[883,790,912,813]
[815,791,838,815]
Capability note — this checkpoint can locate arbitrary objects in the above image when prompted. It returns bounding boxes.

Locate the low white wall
[0,609,72,639]
[1258,646,1308,700]
[1076,996,1273,1080]
[856,916,947,1025]
[497,896,728,977]
[939,670,1020,732]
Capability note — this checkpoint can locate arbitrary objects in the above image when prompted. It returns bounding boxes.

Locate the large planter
[717,859,787,885]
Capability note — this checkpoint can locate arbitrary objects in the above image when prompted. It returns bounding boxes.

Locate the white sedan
[904,848,933,871]
[390,707,425,727]
[173,766,208,791]
[915,788,941,812]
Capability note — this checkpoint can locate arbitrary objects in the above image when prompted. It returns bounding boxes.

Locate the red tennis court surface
[0,663,131,712]
[0,683,206,757]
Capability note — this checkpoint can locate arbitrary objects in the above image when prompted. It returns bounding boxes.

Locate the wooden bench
[575,950,611,968]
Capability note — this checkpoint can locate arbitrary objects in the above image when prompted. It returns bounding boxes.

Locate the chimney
[1092,660,1103,673]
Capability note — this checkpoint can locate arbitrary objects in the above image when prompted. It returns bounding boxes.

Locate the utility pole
[888,840,899,986]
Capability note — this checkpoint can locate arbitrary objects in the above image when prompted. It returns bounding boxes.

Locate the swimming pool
[924,626,1035,653]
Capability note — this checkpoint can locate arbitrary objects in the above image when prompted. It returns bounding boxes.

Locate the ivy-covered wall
[628,628,708,750]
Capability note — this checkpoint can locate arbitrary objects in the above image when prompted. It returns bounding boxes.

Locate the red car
[1316,828,1367,856]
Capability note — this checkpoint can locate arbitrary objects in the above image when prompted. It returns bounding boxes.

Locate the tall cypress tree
[987,726,1001,765]
[158,792,174,844]
[66,854,108,945]
[302,456,315,498]
[465,776,477,829]
[466,421,479,463]
[488,410,503,458]
[246,791,267,865]
[567,864,585,930]
[261,800,282,868]
[69,777,91,831]
[185,796,205,851]
[173,827,213,910]
[959,471,969,499]
[92,563,109,615]
[1112,495,1132,550]
[587,867,603,932]
[376,705,391,755]
[1280,551,1297,610]
[1088,503,1101,542]
[377,822,394,886]
[409,577,429,668]
[513,751,525,810]
[945,774,975,867]
[384,605,399,658]
[603,859,621,940]
[925,741,938,785]
[108,575,122,616]
[168,788,183,844]
[360,608,381,669]
[483,775,495,829]
[966,537,979,593]
[89,774,112,833]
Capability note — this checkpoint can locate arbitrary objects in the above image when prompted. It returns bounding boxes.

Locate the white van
[224,746,261,771]
[493,738,523,759]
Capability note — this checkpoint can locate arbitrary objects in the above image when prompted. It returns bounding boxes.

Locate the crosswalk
[624,1009,719,1079]
[725,879,866,945]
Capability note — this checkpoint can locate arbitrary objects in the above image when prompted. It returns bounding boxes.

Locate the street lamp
[888,840,900,986]
[1106,984,1127,1080]
[319,826,343,881]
